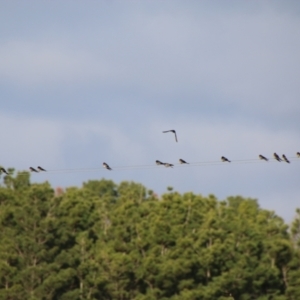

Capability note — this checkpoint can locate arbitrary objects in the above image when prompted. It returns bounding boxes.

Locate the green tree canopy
[0,172,299,299]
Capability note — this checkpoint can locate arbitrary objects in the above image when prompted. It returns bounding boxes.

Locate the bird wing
[174,131,178,142]
[274,154,281,161]
[1,168,8,174]
[105,164,112,170]
[260,155,268,161]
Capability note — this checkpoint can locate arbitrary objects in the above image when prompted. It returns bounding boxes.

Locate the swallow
[273,153,282,162]
[37,166,46,171]
[179,159,189,164]
[162,130,178,142]
[156,160,164,165]
[297,152,300,158]
[103,162,112,170]
[221,156,231,163]
[282,154,290,163]
[29,167,38,172]
[163,163,174,168]
[259,155,268,161]
[0,167,8,175]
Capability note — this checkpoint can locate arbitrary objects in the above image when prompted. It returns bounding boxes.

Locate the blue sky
[0,1,299,222]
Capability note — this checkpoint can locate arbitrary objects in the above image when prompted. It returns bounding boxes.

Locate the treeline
[0,171,300,300]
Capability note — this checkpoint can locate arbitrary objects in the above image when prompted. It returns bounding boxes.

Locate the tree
[0,175,299,299]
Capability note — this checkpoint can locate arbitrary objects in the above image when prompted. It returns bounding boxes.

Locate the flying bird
[221,156,231,163]
[297,152,300,158]
[156,160,164,165]
[37,166,46,171]
[282,154,290,163]
[29,167,38,172]
[259,155,268,161]
[273,153,282,162]
[103,162,112,170]
[179,159,189,164]
[163,163,174,168]
[162,130,178,142]
[0,167,8,175]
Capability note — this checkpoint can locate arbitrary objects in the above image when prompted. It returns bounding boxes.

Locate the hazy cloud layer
[0,1,299,222]
[1,112,298,221]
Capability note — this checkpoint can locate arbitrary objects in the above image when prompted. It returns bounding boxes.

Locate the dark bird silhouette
[0,167,8,175]
[103,162,112,170]
[297,152,300,158]
[259,155,268,161]
[156,160,164,165]
[163,163,174,168]
[221,156,231,162]
[179,159,189,164]
[273,153,282,162]
[37,166,46,171]
[162,130,178,142]
[29,167,38,172]
[282,154,290,163]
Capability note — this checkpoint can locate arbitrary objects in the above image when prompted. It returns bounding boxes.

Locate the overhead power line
[0,156,299,177]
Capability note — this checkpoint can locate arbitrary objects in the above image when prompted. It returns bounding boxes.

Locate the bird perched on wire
[29,167,38,172]
[37,166,46,171]
[282,154,290,163]
[221,156,231,162]
[163,163,174,168]
[162,130,178,142]
[273,153,282,162]
[156,160,164,165]
[103,162,112,170]
[0,167,8,175]
[179,159,189,164]
[259,155,268,161]
[297,152,300,158]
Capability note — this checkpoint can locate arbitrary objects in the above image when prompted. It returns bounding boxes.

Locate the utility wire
[1,156,299,176]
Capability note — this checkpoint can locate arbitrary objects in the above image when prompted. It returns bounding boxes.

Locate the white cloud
[0,1,299,221]
[1,3,300,119]
[150,117,299,161]
[0,113,64,170]
[97,4,300,116]
[145,117,300,222]
[0,113,146,171]
[0,40,116,86]
[0,111,298,222]
[61,120,146,164]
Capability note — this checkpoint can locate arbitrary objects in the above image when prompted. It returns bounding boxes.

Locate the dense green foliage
[0,171,299,300]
